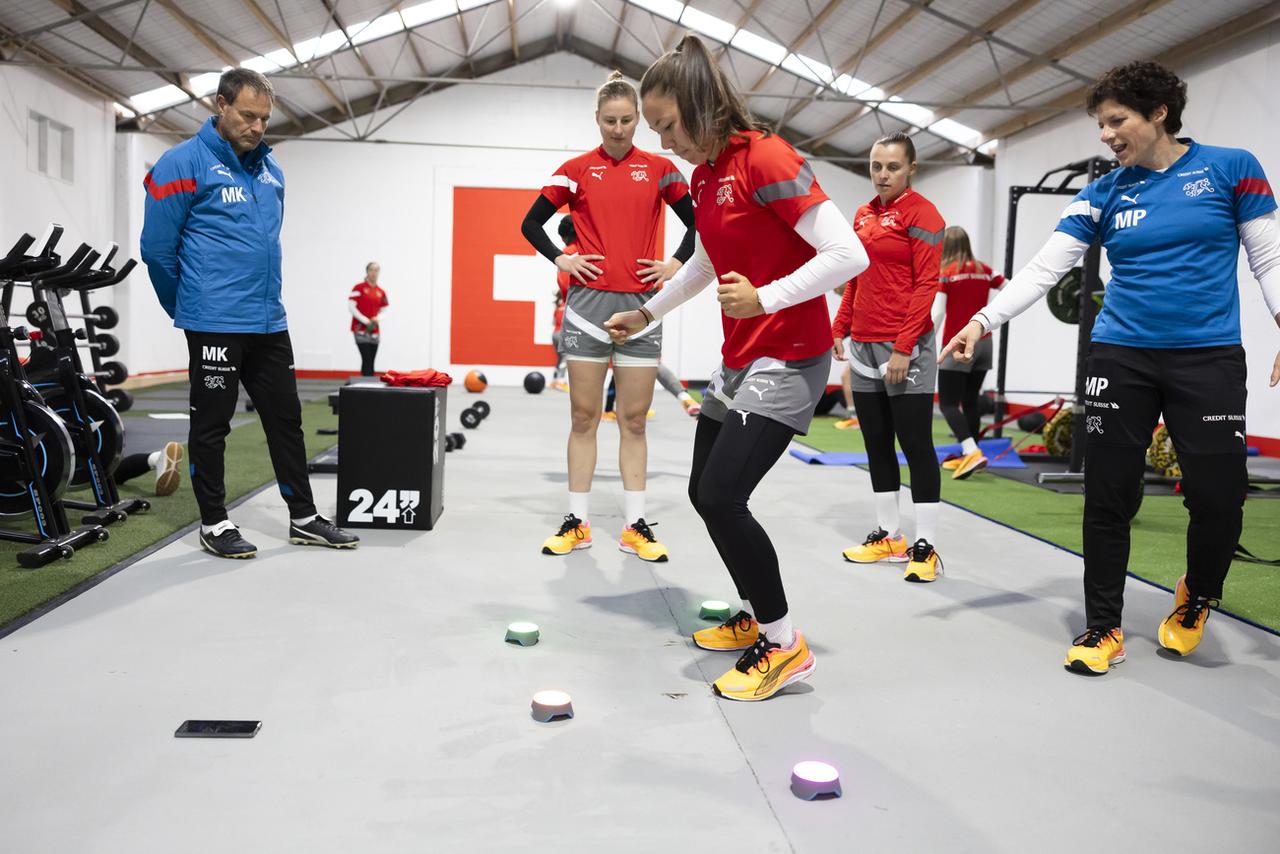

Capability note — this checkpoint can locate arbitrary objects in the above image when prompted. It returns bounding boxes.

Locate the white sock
[759,613,795,647]
[914,502,939,545]
[201,520,236,536]
[291,514,318,525]
[741,598,752,617]
[874,491,901,537]
[961,437,979,455]
[146,450,161,468]
[624,490,646,525]
[568,491,590,524]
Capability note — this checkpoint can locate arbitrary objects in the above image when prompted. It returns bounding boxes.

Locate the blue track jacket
[140,117,288,333]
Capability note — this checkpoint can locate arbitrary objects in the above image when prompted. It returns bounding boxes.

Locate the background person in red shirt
[520,70,695,564]
[607,35,869,703]
[550,215,576,391]
[349,262,389,377]
[933,226,1003,479]
[833,132,946,584]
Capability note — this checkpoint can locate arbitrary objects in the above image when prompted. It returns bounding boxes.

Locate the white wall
[114,131,190,375]
[990,23,1280,441]
[916,163,995,264]
[273,51,873,385]
[0,65,118,343]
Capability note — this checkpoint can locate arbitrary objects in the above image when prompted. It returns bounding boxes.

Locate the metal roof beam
[238,0,347,113]
[802,0,1040,149]
[983,0,1280,141]
[45,0,213,110]
[152,0,306,127]
[748,0,843,92]
[927,0,1172,127]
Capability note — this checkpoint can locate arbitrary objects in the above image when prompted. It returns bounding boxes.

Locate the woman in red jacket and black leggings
[934,226,1003,480]
[833,132,946,583]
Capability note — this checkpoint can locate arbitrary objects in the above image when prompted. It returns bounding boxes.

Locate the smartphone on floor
[174,720,261,738]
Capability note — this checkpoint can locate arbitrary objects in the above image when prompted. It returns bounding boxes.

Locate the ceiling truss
[0,0,1273,170]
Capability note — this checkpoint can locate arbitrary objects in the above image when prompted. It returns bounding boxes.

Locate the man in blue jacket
[141,68,357,558]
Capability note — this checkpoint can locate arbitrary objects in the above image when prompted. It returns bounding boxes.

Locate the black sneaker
[289,515,359,549]
[199,523,257,559]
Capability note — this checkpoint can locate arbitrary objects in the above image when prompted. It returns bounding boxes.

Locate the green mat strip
[795,413,1280,634]
[0,397,339,635]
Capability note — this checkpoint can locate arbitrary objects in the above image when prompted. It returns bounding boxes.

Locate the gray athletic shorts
[939,334,992,373]
[561,285,661,367]
[699,353,831,435]
[847,329,938,396]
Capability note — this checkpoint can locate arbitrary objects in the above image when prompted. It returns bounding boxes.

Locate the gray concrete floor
[1,386,1277,853]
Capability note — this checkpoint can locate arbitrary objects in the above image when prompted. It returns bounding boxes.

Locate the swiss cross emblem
[716,184,734,206]
[631,169,649,182]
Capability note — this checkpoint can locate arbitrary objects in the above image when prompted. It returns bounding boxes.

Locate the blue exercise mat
[791,437,1026,468]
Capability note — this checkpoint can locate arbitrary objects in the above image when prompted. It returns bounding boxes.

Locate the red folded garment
[380,369,453,387]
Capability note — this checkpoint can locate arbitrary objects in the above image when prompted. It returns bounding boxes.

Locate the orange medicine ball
[464,370,487,393]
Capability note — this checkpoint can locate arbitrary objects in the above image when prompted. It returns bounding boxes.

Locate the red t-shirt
[540,146,688,293]
[832,189,945,354]
[939,260,1003,342]
[691,131,831,369]
[349,281,388,333]
[553,241,577,332]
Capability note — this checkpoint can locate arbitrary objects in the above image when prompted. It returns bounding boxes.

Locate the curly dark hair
[1086,61,1187,134]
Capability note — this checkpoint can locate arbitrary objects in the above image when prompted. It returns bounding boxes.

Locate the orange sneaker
[842,528,908,563]
[618,518,668,562]
[1158,575,1216,656]
[1064,627,1126,675]
[951,450,988,480]
[712,633,815,701]
[692,611,758,651]
[541,514,591,555]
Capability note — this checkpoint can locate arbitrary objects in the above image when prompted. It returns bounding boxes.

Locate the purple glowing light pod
[530,690,574,723]
[790,761,842,800]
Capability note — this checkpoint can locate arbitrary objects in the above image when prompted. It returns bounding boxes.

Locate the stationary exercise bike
[0,233,108,565]
[12,230,148,525]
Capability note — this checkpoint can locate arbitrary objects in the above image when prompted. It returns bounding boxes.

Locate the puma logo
[1121,193,1140,205]
[737,411,749,426]
[753,649,806,697]
[1234,431,1246,445]
[746,385,766,400]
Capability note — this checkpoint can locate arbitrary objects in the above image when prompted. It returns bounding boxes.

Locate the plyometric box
[336,385,446,530]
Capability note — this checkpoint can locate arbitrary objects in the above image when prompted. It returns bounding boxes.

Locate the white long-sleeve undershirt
[1240,211,1280,320]
[930,293,947,334]
[349,299,371,326]
[643,200,869,319]
[974,212,1280,333]
[973,231,1087,333]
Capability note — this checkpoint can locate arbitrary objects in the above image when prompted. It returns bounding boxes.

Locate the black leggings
[852,391,940,503]
[937,368,986,443]
[113,453,151,485]
[688,412,796,624]
[356,340,379,377]
[1080,344,1247,627]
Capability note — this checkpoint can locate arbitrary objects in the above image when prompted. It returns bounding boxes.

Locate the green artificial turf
[0,398,339,631]
[796,413,1280,632]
